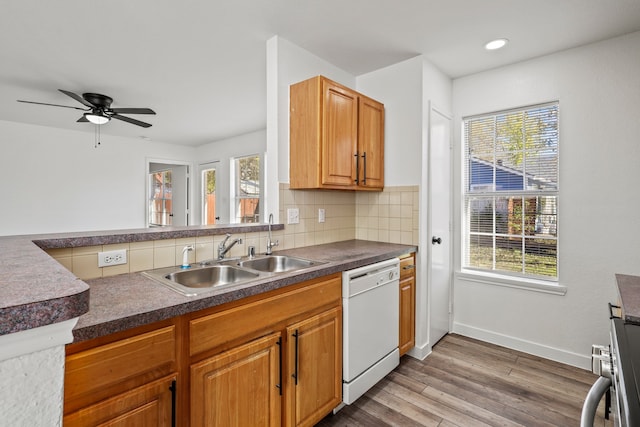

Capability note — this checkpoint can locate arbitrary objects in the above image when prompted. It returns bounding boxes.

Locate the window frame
[461,102,560,284]
[230,153,264,224]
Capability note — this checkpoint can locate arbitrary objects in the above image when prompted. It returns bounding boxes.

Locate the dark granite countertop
[75,240,417,342]
[0,223,284,337]
[616,274,640,325]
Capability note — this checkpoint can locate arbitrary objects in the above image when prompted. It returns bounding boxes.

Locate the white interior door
[429,105,452,345]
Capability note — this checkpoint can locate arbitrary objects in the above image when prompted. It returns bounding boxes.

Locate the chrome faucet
[218,234,243,260]
[266,213,279,255]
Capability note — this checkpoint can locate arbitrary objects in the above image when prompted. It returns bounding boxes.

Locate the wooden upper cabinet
[290,75,384,191]
[321,80,358,187]
[358,94,384,188]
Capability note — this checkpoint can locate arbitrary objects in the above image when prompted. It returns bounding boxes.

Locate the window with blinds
[463,102,559,280]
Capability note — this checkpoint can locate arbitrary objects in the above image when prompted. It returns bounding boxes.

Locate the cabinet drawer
[400,253,415,280]
[65,325,176,408]
[190,274,341,357]
[64,374,176,427]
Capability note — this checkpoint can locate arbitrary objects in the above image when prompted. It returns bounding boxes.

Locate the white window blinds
[463,102,559,279]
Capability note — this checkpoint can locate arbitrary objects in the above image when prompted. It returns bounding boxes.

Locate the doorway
[428,105,452,346]
[201,163,219,225]
[147,161,190,227]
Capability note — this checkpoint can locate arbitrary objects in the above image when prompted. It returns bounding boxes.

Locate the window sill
[455,270,567,296]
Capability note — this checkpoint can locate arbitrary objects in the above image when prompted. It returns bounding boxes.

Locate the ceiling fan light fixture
[85,112,110,125]
[485,38,508,51]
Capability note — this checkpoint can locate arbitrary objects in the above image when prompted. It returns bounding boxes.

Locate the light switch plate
[318,208,325,223]
[287,208,300,224]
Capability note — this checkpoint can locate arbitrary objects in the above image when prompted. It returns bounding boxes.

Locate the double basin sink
[142,255,324,296]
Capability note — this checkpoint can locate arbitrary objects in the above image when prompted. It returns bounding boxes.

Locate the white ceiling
[2,0,640,146]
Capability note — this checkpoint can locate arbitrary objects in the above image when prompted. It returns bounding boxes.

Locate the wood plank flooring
[317,334,613,427]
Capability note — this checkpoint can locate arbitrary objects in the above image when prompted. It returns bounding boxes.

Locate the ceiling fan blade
[111,113,152,128]
[77,115,89,122]
[17,99,88,111]
[59,89,94,108]
[110,108,156,115]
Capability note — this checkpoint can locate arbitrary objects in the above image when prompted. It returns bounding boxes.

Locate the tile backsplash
[279,183,419,247]
[47,184,419,280]
[356,186,419,246]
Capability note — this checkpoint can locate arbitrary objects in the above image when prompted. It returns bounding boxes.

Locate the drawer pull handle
[276,337,283,395]
[402,265,415,270]
[292,329,299,385]
[169,380,177,427]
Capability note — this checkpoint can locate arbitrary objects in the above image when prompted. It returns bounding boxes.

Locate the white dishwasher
[342,257,400,405]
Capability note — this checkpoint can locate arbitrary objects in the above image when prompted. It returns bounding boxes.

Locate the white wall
[0,120,195,236]
[356,56,453,359]
[0,346,65,426]
[266,35,356,221]
[194,129,266,224]
[451,31,640,368]
[356,56,423,187]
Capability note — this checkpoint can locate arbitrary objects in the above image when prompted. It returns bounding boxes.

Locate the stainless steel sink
[142,265,261,296]
[238,255,321,273]
[167,265,259,287]
[143,255,324,296]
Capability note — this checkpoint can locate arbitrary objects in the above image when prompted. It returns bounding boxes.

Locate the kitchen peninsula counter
[0,223,283,337]
[75,239,416,342]
[0,225,416,342]
[616,273,640,325]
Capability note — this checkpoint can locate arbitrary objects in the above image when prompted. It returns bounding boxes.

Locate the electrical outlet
[318,208,325,223]
[287,208,299,224]
[98,249,128,267]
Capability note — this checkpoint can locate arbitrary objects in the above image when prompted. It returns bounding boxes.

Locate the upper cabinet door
[358,95,384,189]
[322,80,358,187]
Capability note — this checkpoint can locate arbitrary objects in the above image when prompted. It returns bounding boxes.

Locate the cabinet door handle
[169,380,177,427]
[609,302,621,319]
[361,152,367,185]
[402,265,415,270]
[292,329,299,385]
[276,337,283,395]
[354,152,360,184]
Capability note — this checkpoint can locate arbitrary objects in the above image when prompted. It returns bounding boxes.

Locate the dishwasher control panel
[342,258,400,298]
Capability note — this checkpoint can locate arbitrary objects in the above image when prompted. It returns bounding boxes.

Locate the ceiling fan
[17,89,156,128]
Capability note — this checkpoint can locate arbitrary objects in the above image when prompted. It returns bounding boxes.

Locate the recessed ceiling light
[485,38,508,51]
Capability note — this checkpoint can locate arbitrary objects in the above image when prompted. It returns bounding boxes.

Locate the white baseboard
[406,342,432,361]
[452,322,591,370]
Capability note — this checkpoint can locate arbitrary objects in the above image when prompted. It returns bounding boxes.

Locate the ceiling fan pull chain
[94,124,101,148]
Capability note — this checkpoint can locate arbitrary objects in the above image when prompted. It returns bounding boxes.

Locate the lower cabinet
[64,375,177,427]
[64,273,344,426]
[64,319,179,426]
[190,332,283,427]
[399,252,416,356]
[285,307,342,427]
[189,273,342,427]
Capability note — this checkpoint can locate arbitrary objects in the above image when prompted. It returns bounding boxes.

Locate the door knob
[432,236,442,245]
